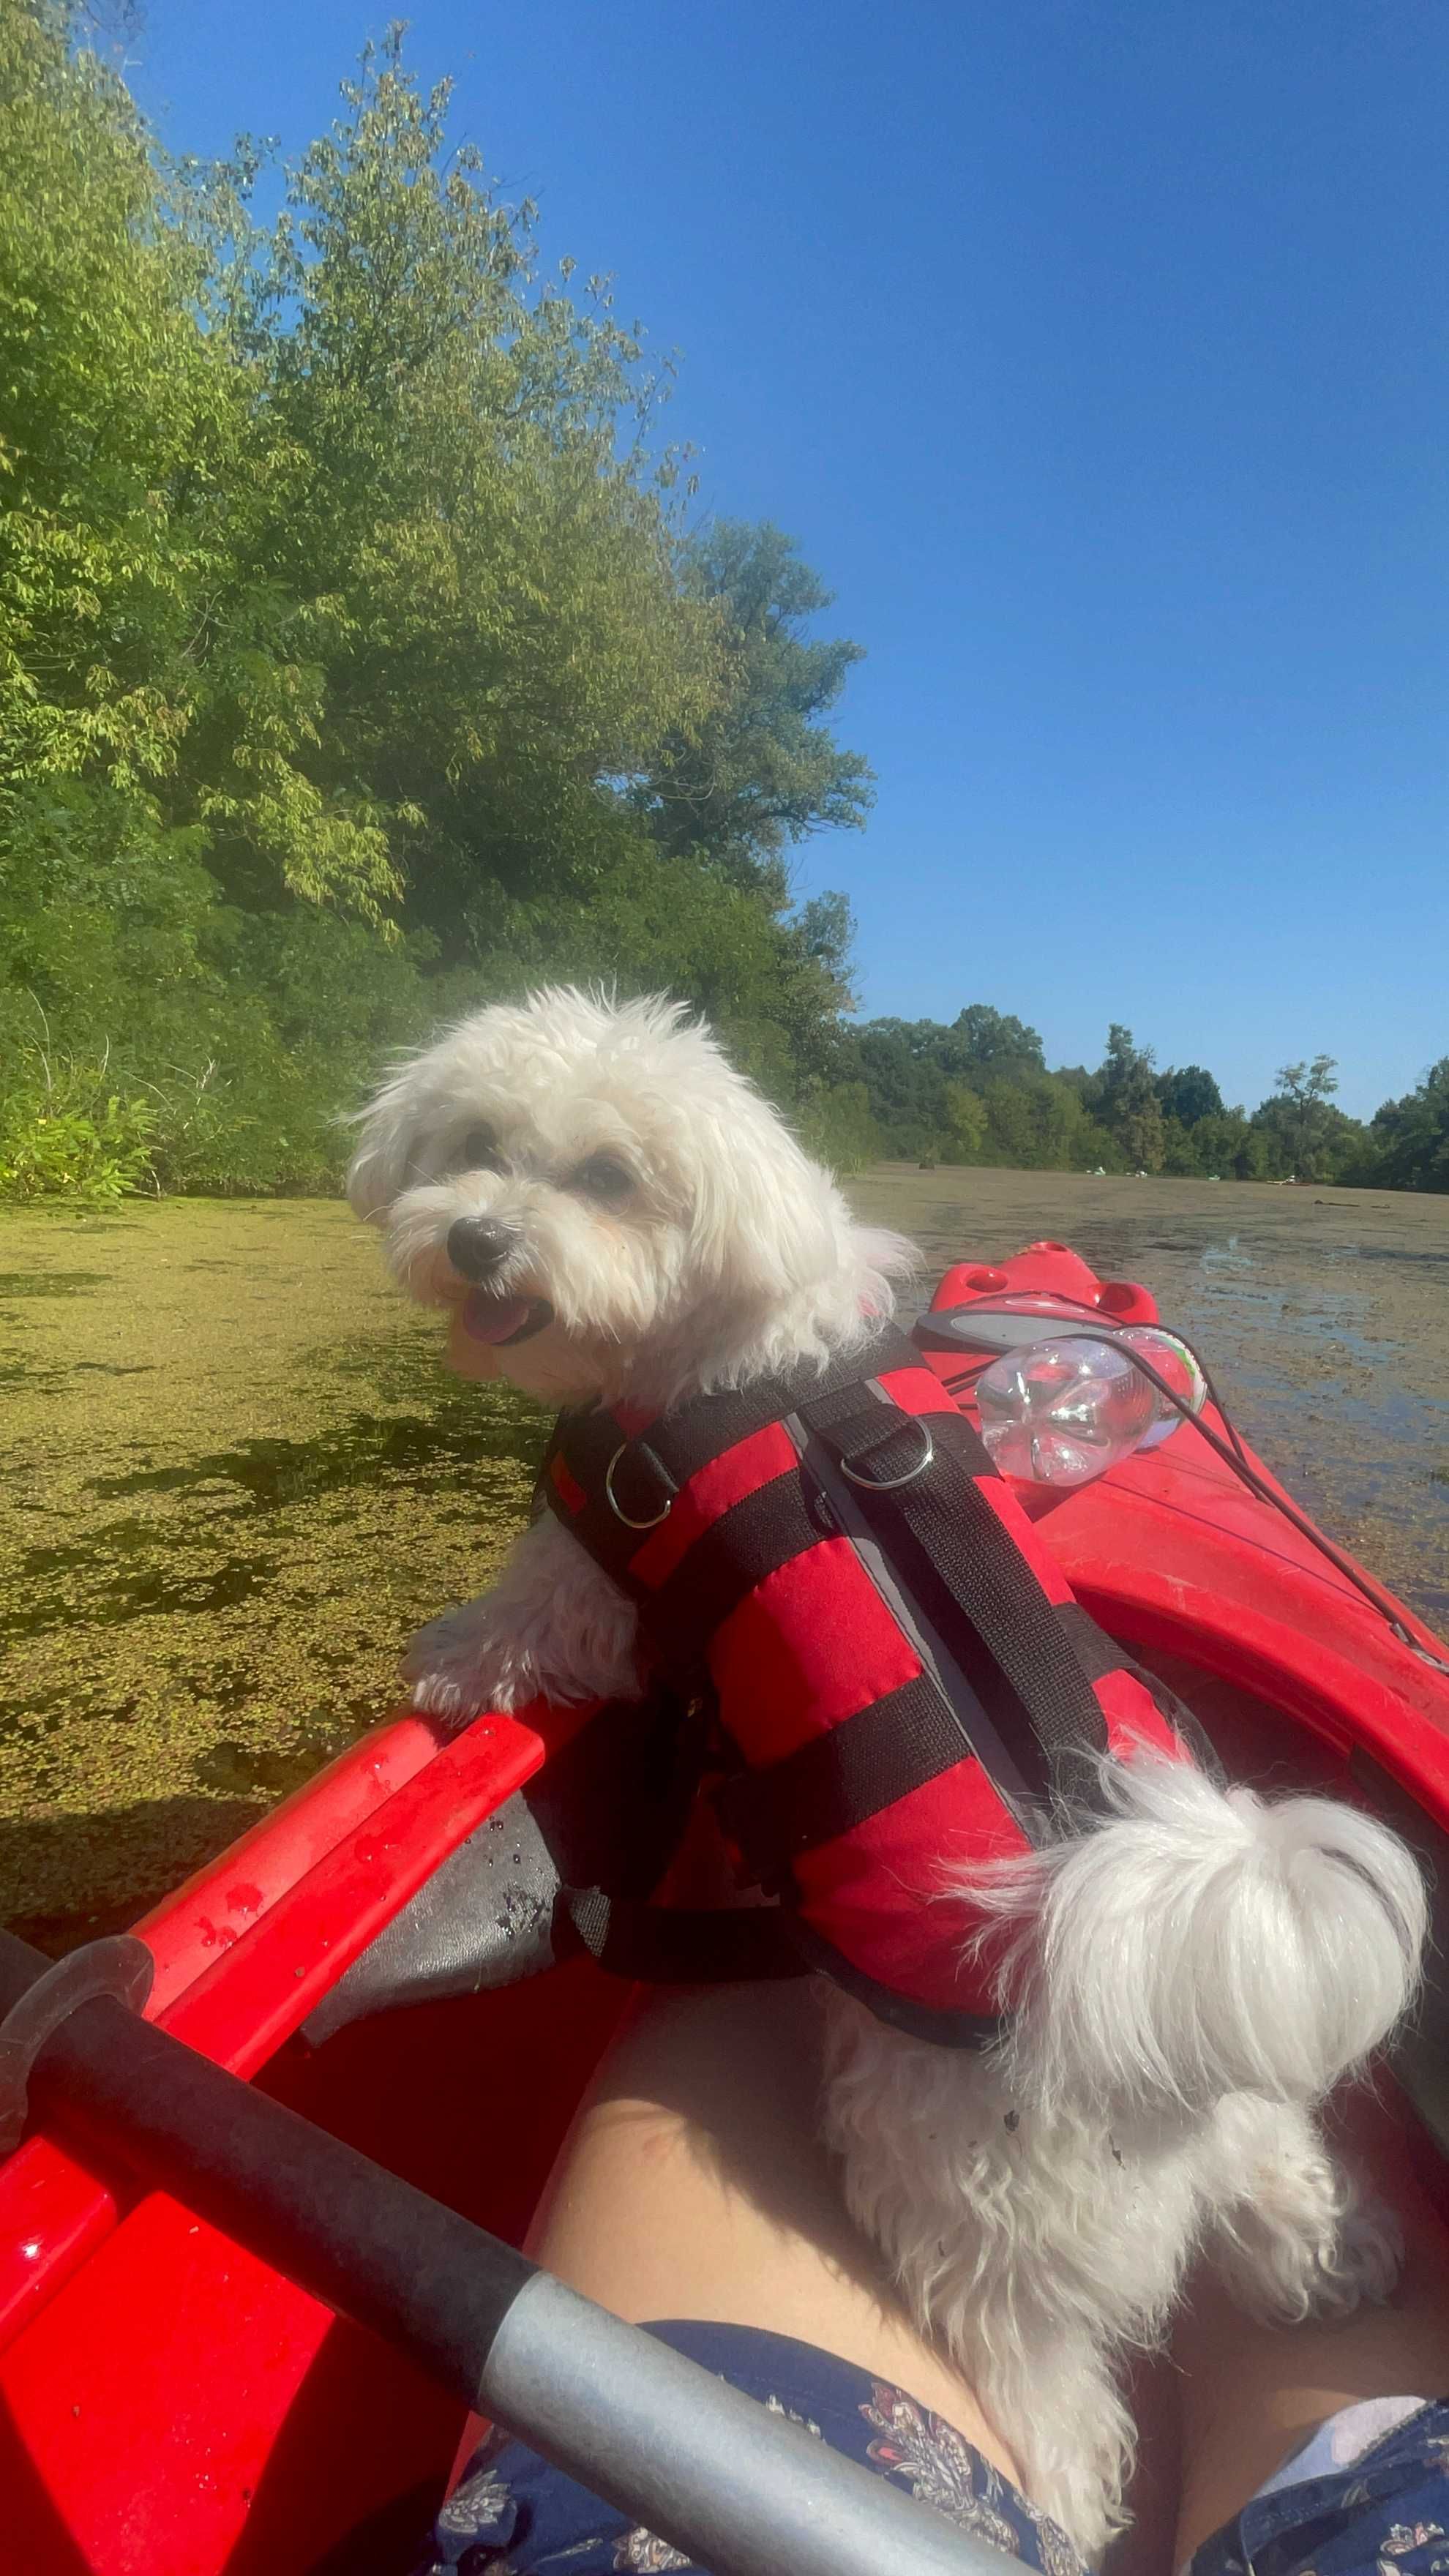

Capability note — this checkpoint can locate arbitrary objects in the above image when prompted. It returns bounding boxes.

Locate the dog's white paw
[401,1600,549,1726]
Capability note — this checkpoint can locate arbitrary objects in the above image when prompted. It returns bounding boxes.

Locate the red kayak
[4,1241,1448,2576]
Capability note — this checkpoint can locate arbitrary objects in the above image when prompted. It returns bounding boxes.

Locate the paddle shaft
[0,1931,1008,2576]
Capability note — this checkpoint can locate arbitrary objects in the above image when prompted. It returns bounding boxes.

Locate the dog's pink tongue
[462,1289,531,1346]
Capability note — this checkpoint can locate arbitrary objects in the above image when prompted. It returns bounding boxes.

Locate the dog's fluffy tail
[961,1751,1426,2122]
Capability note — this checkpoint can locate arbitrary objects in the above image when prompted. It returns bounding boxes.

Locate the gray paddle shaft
[1,1926,1016,2576]
[482,2271,1017,2576]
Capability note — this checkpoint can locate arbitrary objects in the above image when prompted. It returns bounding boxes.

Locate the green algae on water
[0,1198,544,1947]
[3,1173,1447,1951]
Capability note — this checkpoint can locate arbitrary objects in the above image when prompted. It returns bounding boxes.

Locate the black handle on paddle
[0,1930,1012,2576]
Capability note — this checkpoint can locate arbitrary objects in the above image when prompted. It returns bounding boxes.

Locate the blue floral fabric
[1186,2395,1449,2576]
[416,2318,1085,2575]
[417,2323,1449,2576]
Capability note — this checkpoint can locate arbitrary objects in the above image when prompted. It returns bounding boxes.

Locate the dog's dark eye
[459,1126,505,1174]
[572,1153,634,1203]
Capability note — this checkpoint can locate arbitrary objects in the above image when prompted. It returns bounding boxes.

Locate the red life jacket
[542,1322,1196,2045]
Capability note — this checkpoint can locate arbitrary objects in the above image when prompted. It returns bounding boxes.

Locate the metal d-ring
[839,1415,935,1491]
[604,1442,674,1530]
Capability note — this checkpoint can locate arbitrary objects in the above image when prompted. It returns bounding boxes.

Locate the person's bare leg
[520,1979,1023,2487]
[1174,2092,1449,2566]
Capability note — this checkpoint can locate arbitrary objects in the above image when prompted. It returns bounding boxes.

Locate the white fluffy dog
[349,986,1426,2559]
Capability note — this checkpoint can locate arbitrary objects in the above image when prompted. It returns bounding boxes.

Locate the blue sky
[126,1,1448,1118]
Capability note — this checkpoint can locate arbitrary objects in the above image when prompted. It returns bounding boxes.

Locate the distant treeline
[836,1014,1449,1191]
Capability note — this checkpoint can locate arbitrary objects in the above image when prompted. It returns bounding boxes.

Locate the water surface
[2,1173,1445,1944]
[855,1167,1449,1633]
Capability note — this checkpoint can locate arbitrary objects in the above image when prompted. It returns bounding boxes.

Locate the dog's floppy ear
[345,1063,428,1221]
[685,1085,843,1313]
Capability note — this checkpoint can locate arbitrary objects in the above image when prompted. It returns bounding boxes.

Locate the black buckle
[0,1935,154,2154]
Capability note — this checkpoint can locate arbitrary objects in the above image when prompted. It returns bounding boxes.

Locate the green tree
[632,520,874,893]
[1158,1116,1199,1177]
[942,1080,987,1161]
[980,1071,1113,1171]
[1156,1064,1224,1128]
[842,1019,951,1154]
[0,0,243,795]
[218,35,723,936]
[840,1008,1049,1158]
[1,11,877,1199]
[1,9,726,933]
[1258,1055,1341,1180]
[1094,1025,1166,1172]
[793,888,858,1011]
[431,839,855,1107]
[1366,1060,1449,1194]
[795,1076,880,1174]
[945,1006,1045,1078]
[22,11,1422,1212]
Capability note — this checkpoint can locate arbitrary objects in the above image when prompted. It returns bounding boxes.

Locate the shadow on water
[0,1360,155,1396]
[2,1377,546,1648]
[89,1388,545,1510]
[1,1543,280,1641]
[0,1797,270,1955]
[1355,1244,1449,1268]
[0,1270,111,1299]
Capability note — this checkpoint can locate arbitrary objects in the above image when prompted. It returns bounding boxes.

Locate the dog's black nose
[446,1216,518,1281]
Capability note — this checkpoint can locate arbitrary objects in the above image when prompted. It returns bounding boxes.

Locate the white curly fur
[823,1753,1424,2548]
[348,986,913,1415]
[351,986,1427,2560]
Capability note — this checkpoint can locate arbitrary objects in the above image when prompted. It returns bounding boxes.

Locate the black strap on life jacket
[790,1368,1112,1815]
[550,1885,1006,2048]
[540,1322,1202,2028]
[553,1884,809,1985]
[546,1324,1120,1802]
